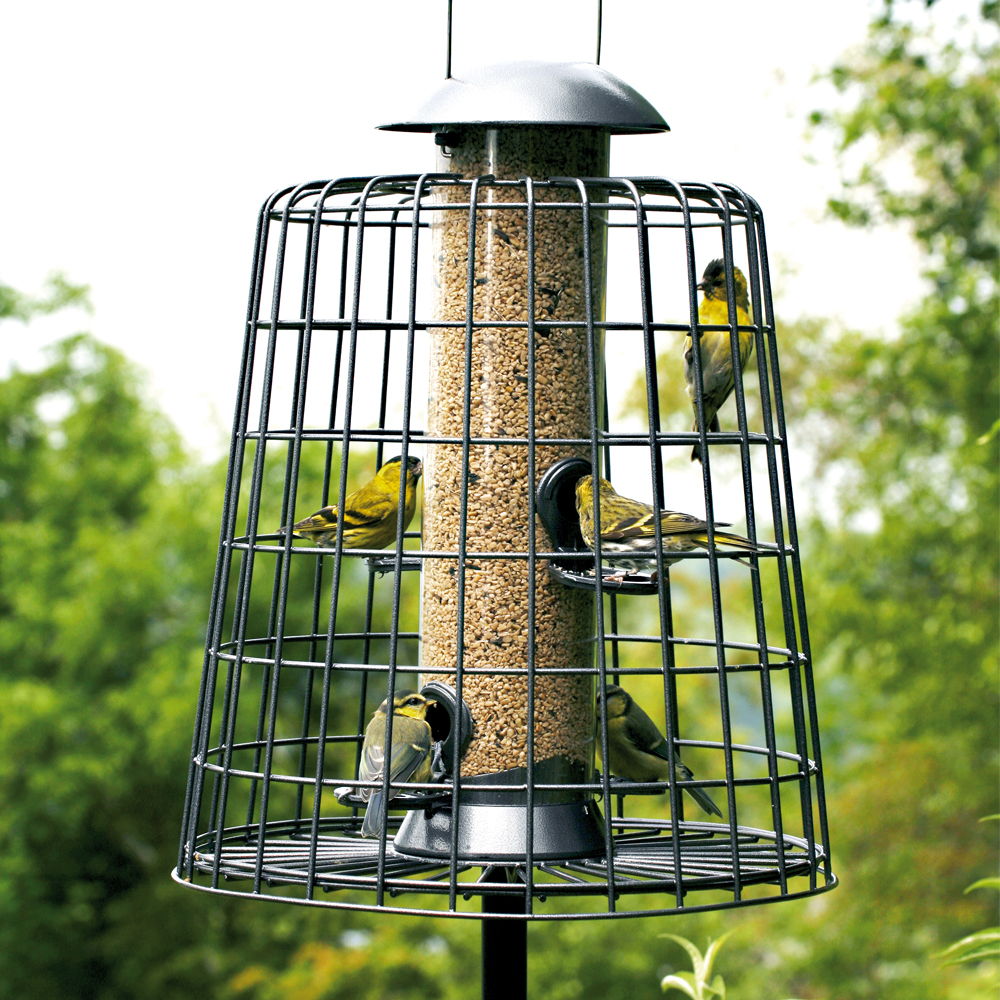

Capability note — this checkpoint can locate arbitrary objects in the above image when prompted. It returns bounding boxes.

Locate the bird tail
[687,785,724,819]
[688,528,759,554]
[361,790,385,839]
[709,529,759,552]
[690,413,721,463]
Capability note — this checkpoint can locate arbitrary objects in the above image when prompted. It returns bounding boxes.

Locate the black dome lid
[379,61,668,135]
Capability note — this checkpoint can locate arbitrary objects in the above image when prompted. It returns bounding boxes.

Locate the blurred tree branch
[0,273,91,324]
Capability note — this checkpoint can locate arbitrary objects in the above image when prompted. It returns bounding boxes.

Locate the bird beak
[696,280,705,291]
[413,460,423,477]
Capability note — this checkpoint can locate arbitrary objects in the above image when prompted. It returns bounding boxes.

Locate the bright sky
[2,0,955,466]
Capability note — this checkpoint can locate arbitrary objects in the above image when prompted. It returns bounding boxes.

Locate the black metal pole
[482,881,526,1000]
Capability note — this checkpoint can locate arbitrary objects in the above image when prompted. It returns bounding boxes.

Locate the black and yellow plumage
[683,259,754,463]
[358,691,436,839]
[599,684,722,818]
[574,474,758,578]
[280,455,422,549]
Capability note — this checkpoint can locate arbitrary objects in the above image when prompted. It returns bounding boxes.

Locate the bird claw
[594,770,624,785]
[600,568,658,588]
[333,785,355,805]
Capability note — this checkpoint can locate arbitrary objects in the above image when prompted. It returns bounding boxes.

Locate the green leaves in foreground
[937,817,1000,967]
[938,929,1000,967]
[659,933,812,1000]
[660,933,731,1000]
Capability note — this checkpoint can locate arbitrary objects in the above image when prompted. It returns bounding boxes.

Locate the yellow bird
[599,684,723,818]
[358,690,436,839]
[683,259,754,463]
[279,455,422,549]
[575,474,758,579]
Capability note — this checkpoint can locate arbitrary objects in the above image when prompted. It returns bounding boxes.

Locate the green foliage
[0,333,217,998]
[0,272,91,322]
[938,928,1000,966]
[660,932,731,999]
[0,325,428,999]
[228,918,480,1000]
[623,4,999,998]
[816,2,998,265]
[741,4,998,996]
[937,817,1000,969]
[799,1,999,762]
[658,932,814,1000]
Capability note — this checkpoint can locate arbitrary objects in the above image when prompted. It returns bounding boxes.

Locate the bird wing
[359,718,431,801]
[291,504,340,533]
[340,492,395,530]
[600,511,656,541]
[642,738,693,779]
[620,701,670,756]
[643,741,723,816]
[602,509,733,542]
[345,472,405,526]
[292,487,395,535]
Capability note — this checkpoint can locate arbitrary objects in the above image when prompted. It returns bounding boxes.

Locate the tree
[801,0,999,752]
[728,5,999,998]
[0,273,90,324]
[0,329,217,998]
[616,5,998,999]
[0,304,429,997]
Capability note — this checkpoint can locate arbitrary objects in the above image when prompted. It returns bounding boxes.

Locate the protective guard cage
[174,169,836,919]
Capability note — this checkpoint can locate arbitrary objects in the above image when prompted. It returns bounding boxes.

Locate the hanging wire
[596,0,603,64]
[446,0,453,78]
[447,0,601,74]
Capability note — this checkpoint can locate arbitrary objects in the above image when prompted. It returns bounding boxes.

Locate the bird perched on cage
[279,455,422,549]
[359,690,438,839]
[684,259,754,464]
[574,474,758,580]
[598,684,723,818]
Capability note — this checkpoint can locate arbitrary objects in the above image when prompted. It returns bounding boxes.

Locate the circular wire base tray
[180,816,831,915]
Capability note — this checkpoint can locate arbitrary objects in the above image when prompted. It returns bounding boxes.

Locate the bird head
[379,455,423,485]
[376,690,436,721]
[574,474,619,515]
[697,259,749,311]
[601,684,632,720]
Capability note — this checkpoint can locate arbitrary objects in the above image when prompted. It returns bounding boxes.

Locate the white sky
[1,0,958,466]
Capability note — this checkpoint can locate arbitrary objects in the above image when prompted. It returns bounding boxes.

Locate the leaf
[976,420,1000,444]
[965,877,1000,893]
[660,972,700,999]
[702,933,733,983]
[708,972,727,998]
[937,928,1000,965]
[660,934,707,983]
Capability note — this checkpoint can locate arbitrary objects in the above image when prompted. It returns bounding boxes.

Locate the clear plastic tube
[421,127,609,781]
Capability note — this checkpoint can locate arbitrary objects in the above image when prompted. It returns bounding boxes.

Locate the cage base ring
[180,817,828,914]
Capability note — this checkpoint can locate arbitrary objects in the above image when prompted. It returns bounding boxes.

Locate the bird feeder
[174,21,835,995]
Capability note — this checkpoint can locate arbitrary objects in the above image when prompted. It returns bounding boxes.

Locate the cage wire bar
[174,171,835,919]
